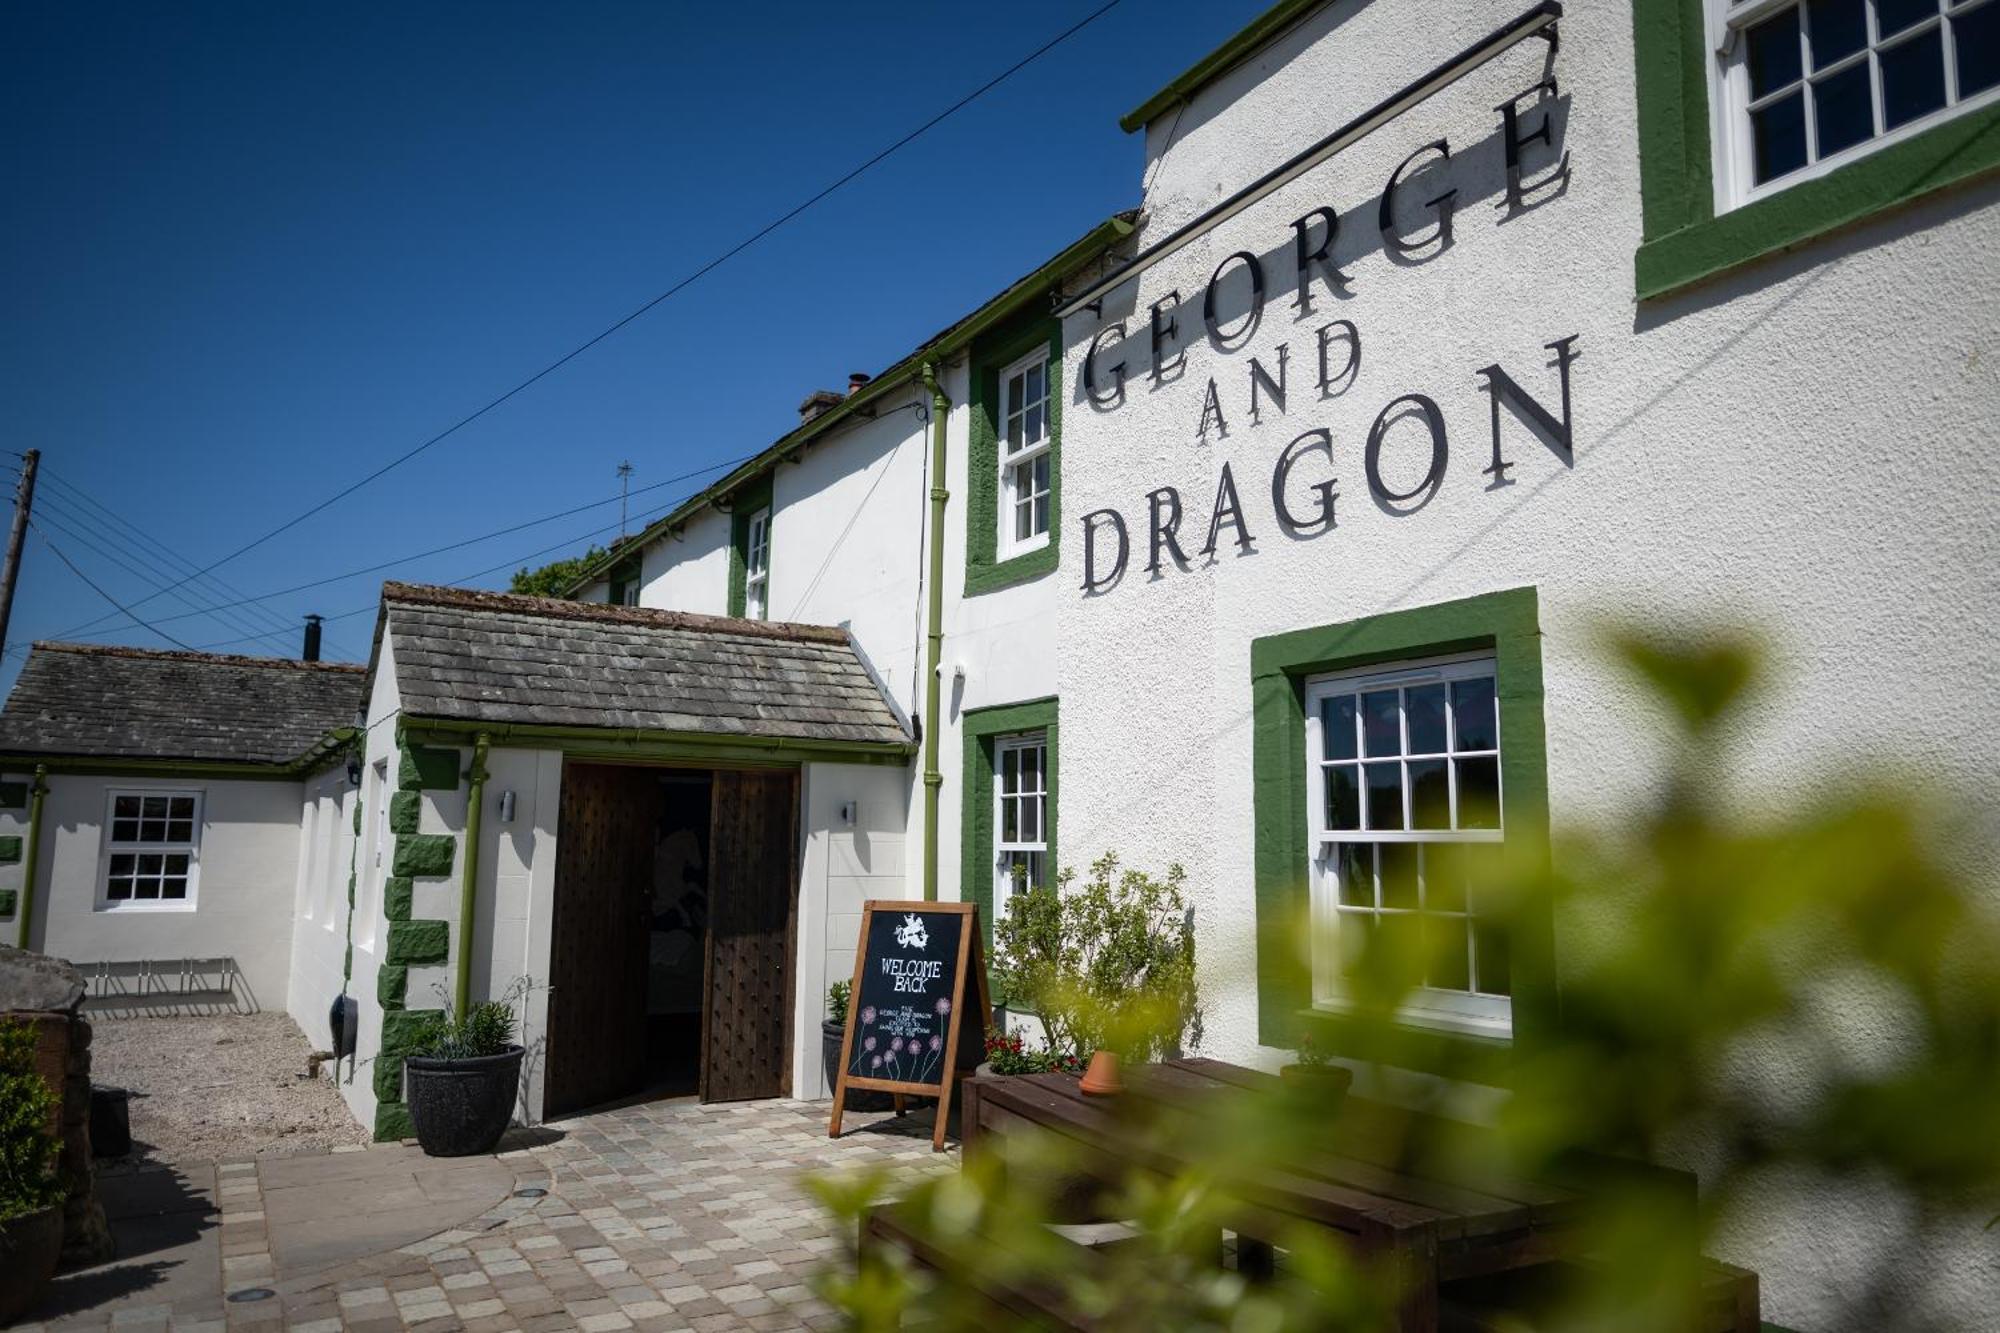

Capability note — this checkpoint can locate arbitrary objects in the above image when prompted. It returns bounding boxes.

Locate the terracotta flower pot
[1079,1049,1123,1096]
[0,1203,64,1325]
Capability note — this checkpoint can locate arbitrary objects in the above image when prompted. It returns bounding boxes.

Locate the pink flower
[928,1035,942,1052]
[860,1007,876,1025]
[889,1037,904,1053]
[863,1035,876,1051]
[935,997,952,1016]
[870,1054,883,1069]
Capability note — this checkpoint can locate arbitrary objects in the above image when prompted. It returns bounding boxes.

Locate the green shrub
[992,852,1200,1064]
[411,1000,517,1061]
[0,1021,64,1222]
[827,979,851,1027]
[983,1032,1085,1076]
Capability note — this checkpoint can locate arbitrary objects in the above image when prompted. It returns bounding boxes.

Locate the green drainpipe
[454,733,491,1018]
[16,765,47,950]
[920,363,950,901]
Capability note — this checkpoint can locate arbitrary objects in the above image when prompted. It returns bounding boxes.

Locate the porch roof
[374,583,912,750]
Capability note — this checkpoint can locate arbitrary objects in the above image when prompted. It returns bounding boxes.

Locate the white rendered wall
[285,766,357,1047]
[794,760,914,1098]
[1056,2,2000,1326]
[26,774,303,1010]
[468,745,561,1125]
[638,511,730,618]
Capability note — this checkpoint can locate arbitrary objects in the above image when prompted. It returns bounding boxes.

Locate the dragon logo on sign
[894,913,929,950]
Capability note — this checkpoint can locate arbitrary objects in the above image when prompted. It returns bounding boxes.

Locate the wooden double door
[544,763,799,1117]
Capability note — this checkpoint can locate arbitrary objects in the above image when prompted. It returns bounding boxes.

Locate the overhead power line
[80,0,1127,616]
[29,521,198,650]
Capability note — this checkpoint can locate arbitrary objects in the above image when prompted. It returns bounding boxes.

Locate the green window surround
[960,696,1058,963]
[965,313,1062,597]
[725,472,774,618]
[606,554,642,607]
[1250,588,1552,1081]
[1633,0,2000,301]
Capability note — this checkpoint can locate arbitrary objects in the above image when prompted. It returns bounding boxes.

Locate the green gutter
[0,727,361,783]
[396,718,915,768]
[1120,0,1328,133]
[920,363,950,902]
[454,733,490,1019]
[562,213,1138,596]
[15,766,46,950]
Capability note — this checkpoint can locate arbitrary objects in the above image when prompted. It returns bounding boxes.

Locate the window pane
[1450,677,1498,751]
[1379,911,1420,975]
[107,876,133,901]
[135,878,161,900]
[1321,696,1357,761]
[1362,690,1401,756]
[1022,745,1041,792]
[1475,918,1512,996]
[167,819,194,844]
[169,796,195,820]
[1405,683,1447,753]
[1033,452,1050,492]
[1001,796,1017,842]
[1425,915,1471,992]
[1380,842,1418,909]
[1325,764,1360,831]
[1032,493,1049,536]
[1876,0,1939,37]
[1000,746,1018,791]
[1336,844,1371,907]
[164,853,190,877]
[1021,851,1045,893]
[1957,5,2000,96]
[1364,762,1403,830]
[1881,25,1947,127]
[1457,756,1502,830]
[1021,794,1039,842]
[138,853,163,876]
[112,820,139,843]
[161,877,188,900]
[1813,61,1876,156]
[1747,8,1804,95]
[1338,911,1374,971]
[114,795,139,819]
[1024,403,1044,445]
[1806,0,1868,64]
[1424,843,1467,914]
[1409,759,1450,830]
[109,853,134,877]
[1015,495,1034,542]
[142,819,167,843]
[1752,90,1810,182]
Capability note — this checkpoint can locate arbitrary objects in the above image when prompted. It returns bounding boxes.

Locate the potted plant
[0,1019,66,1325]
[403,994,526,1157]
[823,981,892,1111]
[1279,1032,1352,1104]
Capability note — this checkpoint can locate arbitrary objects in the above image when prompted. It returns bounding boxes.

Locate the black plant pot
[822,1020,894,1111]
[404,1045,524,1157]
[0,1204,63,1325]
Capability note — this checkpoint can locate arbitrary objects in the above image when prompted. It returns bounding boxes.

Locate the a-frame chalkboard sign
[828,900,991,1152]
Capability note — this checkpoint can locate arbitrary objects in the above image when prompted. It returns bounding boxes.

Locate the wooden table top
[962,1057,1589,1276]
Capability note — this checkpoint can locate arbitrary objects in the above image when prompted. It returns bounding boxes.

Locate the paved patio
[21,1097,952,1332]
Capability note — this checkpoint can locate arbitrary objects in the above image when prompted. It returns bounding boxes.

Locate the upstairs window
[998,349,1052,557]
[994,732,1048,923]
[1305,654,1510,1036]
[744,507,771,621]
[101,791,201,910]
[1711,0,2000,205]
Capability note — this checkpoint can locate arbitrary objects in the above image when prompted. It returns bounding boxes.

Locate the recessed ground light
[513,1187,547,1198]
[226,1288,275,1303]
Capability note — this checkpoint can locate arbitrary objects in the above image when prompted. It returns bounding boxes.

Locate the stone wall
[0,944,112,1266]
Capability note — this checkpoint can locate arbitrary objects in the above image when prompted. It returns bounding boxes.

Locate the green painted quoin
[369,737,461,1141]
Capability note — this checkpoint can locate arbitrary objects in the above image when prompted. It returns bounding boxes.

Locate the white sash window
[997,350,1052,557]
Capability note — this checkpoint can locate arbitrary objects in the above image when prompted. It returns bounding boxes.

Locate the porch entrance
[544,762,800,1118]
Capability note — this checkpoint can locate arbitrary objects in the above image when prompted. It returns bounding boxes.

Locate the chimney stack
[797,389,844,423]
[847,372,871,396]
[302,614,323,663]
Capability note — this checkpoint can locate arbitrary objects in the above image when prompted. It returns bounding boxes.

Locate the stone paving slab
[18,1096,951,1332]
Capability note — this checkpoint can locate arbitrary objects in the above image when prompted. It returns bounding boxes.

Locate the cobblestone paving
[27,1098,952,1332]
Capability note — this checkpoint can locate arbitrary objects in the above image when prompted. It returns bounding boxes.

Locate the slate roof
[0,643,366,765]
[374,583,912,749]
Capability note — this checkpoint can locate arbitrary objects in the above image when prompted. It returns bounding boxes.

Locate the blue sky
[0,0,1270,683]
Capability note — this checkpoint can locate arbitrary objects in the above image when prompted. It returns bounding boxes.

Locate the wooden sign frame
[828,900,991,1152]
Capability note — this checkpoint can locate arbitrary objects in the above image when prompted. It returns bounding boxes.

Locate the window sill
[97,901,197,914]
[1295,1005,1514,1083]
[1312,996,1513,1043]
[1636,99,2000,302]
[965,538,1059,597]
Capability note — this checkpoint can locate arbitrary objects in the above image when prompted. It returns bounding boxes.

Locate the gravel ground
[88,1011,370,1165]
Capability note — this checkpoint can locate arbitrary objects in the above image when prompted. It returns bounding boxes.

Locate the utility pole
[0,448,39,660]
[616,461,634,539]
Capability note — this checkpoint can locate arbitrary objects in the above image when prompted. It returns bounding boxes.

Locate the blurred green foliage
[0,1020,64,1222]
[811,633,2000,1331]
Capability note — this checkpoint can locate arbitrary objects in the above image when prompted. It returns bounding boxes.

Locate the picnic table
[947,1057,1756,1332]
